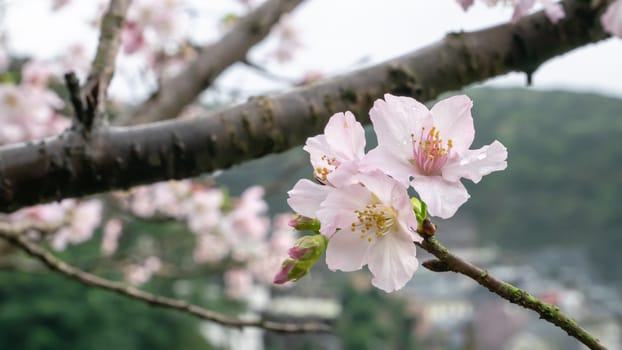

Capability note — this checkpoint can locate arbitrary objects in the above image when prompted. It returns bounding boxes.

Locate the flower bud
[288,214,321,232]
[273,234,328,284]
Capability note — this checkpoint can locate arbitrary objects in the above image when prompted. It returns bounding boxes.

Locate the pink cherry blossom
[193,233,230,264]
[124,256,162,286]
[228,185,270,240]
[457,0,565,24]
[50,200,103,250]
[363,94,507,219]
[602,0,622,38]
[304,111,366,185]
[101,218,123,256]
[224,268,253,299]
[287,111,366,222]
[316,171,420,292]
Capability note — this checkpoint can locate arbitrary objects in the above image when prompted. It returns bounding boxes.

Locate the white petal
[287,179,332,218]
[430,95,475,155]
[370,94,430,157]
[366,232,419,292]
[304,134,333,171]
[325,111,366,161]
[360,147,414,187]
[411,176,470,219]
[325,228,373,272]
[442,140,507,184]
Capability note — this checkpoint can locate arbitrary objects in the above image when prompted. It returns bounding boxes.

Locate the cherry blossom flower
[124,256,162,286]
[51,200,103,250]
[224,268,253,299]
[193,233,230,264]
[288,111,366,222]
[316,171,420,292]
[457,0,565,24]
[363,94,507,219]
[304,111,366,185]
[228,186,270,240]
[101,218,123,256]
[602,0,622,38]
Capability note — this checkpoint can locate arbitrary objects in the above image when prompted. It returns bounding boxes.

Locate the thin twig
[0,226,330,333]
[417,233,606,350]
[82,0,131,128]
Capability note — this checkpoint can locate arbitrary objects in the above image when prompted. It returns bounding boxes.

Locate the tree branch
[0,225,330,333]
[70,0,131,130]
[127,0,305,125]
[417,234,606,350]
[0,0,610,213]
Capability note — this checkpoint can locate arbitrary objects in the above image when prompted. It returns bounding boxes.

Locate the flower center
[410,126,452,175]
[314,154,341,184]
[350,195,397,242]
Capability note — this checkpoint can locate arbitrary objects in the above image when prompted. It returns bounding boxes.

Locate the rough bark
[0,0,609,213]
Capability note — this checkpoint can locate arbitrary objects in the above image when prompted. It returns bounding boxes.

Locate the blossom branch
[0,0,609,213]
[0,225,330,333]
[417,233,606,350]
[127,0,305,125]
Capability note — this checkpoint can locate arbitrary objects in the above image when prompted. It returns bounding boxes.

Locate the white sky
[1,0,621,100]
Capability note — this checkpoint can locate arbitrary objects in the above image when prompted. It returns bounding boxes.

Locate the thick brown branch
[128,0,305,125]
[0,226,330,333]
[0,0,609,212]
[418,236,606,350]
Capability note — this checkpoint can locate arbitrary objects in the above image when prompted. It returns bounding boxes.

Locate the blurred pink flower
[602,0,622,38]
[185,187,224,234]
[124,256,162,286]
[363,94,507,219]
[224,268,253,299]
[228,186,269,240]
[193,233,230,264]
[101,218,123,256]
[456,0,565,23]
[51,200,103,250]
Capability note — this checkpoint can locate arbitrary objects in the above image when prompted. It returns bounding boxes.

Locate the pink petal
[602,0,622,38]
[410,176,470,219]
[324,111,366,161]
[366,233,419,292]
[325,228,372,272]
[512,0,536,23]
[442,140,508,184]
[287,179,332,218]
[540,0,565,24]
[430,95,474,155]
[370,94,430,158]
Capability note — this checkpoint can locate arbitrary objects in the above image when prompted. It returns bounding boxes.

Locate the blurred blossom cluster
[7,199,102,251]
[5,179,296,296]
[114,181,298,294]
[0,60,70,145]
